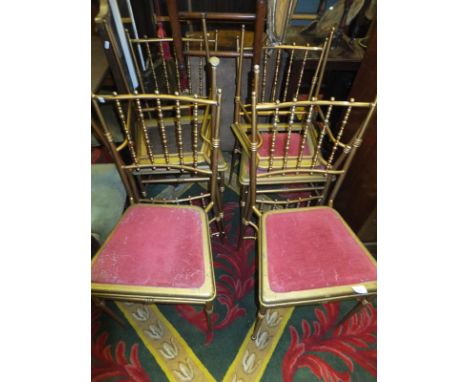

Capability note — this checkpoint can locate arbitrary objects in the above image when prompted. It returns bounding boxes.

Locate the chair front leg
[334,297,371,330]
[93,297,125,326]
[217,170,226,214]
[251,305,267,340]
[228,140,240,184]
[212,193,226,241]
[135,174,147,198]
[204,301,214,333]
[239,185,247,219]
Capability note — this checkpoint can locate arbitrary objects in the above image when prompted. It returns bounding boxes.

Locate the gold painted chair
[240,65,377,340]
[91,82,224,333]
[124,30,229,188]
[229,26,335,185]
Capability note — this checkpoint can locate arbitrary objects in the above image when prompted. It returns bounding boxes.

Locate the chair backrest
[245,64,377,212]
[125,31,218,97]
[234,26,334,125]
[91,58,223,209]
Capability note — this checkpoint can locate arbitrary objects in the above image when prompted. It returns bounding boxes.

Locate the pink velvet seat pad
[257,132,311,157]
[264,208,376,293]
[92,205,206,289]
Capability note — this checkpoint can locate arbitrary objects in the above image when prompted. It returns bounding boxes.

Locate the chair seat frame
[91,204,216,305]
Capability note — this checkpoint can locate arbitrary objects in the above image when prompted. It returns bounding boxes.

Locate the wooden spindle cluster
[268,101,281,171]
[185,40,193,94]
[271,49,282,102]
[144,37,159,92]
[282,43,296,102]
[326,100,354,173]
[296,102,315,169]
[174,92,184,165]
[134,91,155,165]
[295,44,309,99]
[312,98,334,169]
[261,49,269,102]
[173,44,181,93]
[158,40,171,93]
[192,94,199,167]
[155,93,170,165]
[114,95,138,165]
[281,98,297,170]
[198,40,204,96]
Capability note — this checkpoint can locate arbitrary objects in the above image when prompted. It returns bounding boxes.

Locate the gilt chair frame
[239,64,377,244]
[229,26,335,184]
[241,65,377,340]
[124,30,229,192]
[92,86,225,227]
[93,57,226,233]
[95,2,227,197]
[91,82,224,332]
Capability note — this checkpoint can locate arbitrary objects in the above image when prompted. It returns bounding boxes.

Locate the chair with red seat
[228,25,335,185]
[91,76,223,333]
[241,65,377,340]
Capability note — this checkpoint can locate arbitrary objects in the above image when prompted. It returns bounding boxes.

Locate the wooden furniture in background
[334,21,377,239]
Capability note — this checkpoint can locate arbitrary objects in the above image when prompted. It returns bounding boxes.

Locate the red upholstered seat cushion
[257,132,311,157]
[264,207,376,292]
[92,204,206,289]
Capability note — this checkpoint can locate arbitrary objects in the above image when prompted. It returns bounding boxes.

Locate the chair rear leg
[228,140,240,184]
[135,174,147,197]
[333,297,371,330]
[251,305,267,340]
[218,170,225,210]
[204,301,214,333]
[93,297,125,326]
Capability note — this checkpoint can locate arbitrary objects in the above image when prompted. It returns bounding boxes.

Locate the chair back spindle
[234,27,335,130]
[125,31,218,97]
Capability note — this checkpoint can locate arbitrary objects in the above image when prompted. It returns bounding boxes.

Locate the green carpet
[92,176,377,382]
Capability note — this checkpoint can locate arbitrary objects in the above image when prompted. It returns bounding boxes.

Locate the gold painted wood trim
[92,93,217,105]
[256,99,375,111]
[237,149,328,186]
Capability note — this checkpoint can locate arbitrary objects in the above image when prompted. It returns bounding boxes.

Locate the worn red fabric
[92,205,206,288]
[257,132,311,157]
[264,208,376,292]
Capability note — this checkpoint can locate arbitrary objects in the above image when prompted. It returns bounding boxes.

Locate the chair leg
[334,298,370,329]
[218,171,225,210]
[239,185,246,220]
[216,213,226,242]
[238,219,249,249]
[93,298,125,327]
[251,305,267,340]
[228,140,240,184]
[135,174,147,197]
[204,301,214,333]
[238,189,255,249]
[213,189,226,241]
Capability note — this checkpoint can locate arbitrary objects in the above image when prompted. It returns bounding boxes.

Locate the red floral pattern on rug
[283,302,377,382]
[175,201,256,344]
[91,147,113,164]
[92,306,151,382]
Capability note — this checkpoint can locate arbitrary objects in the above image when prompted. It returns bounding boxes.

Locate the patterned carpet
[91,168,377,382]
